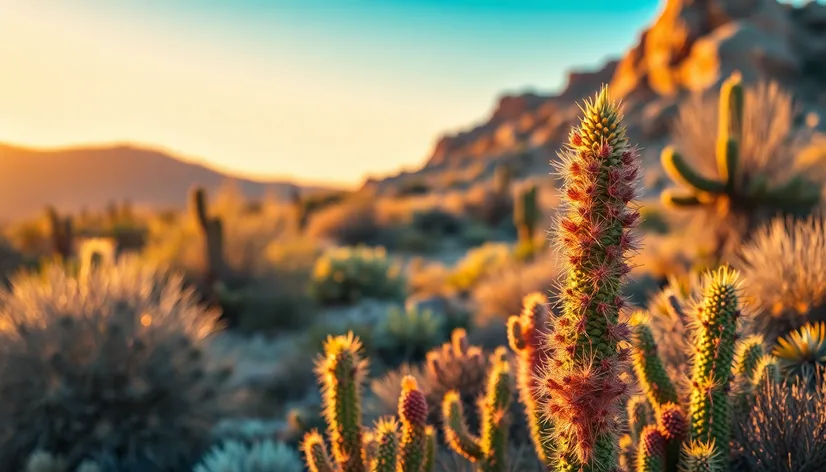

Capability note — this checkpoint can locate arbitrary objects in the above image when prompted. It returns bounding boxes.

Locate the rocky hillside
[0,143,335,221]
[366,0,826,196]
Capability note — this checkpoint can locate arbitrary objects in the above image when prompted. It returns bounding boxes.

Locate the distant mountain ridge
[0,143,336,221]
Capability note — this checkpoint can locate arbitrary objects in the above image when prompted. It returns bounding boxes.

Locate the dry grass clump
[734,378,826,472]
[0,256,232,471]
[737,212,826,341]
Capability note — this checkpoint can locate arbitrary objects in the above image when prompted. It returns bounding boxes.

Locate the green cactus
[626,268,743,472]
[506,292,555,466]
[660,72,820,260]
[303,333,433,472]
[635,425,666,472]
[631,313,680,410]
[369,418,400,472]
[772,321,826,388]
[514,184,540,248]
[442,348,512,472]
[626,395,654,442]
[688,267,740,450]
[189,186,229,283]
[731,335,765,411]
[45,206,74,260]
[540,85,640,471]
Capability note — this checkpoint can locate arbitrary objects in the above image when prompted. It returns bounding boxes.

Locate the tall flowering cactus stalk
[539,86,641,471]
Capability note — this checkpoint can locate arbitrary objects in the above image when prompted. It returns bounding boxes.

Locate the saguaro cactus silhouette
[539,85,640,470]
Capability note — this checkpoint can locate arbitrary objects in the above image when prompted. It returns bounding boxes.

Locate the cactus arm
[681,440,725,472]
[716,72,743,188]
[506,294,556,466]
[626,395,654,442]
[479,354,512,472]
[398,376,428,472]
[442,391,484,461]
[661,147,726,194]
[631,320,680,409]
[422,426,436,472]
[301,430,336,472]
[660,188,703,209]
[688,268,740,450]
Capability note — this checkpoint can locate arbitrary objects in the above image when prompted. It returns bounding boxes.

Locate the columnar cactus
[514,184,540,247]
[398,377,429,472]
[660,72,820,259]
[627,268,743,472]
[45,206,74,260]
[731,335,765,411]
[506,292,555,465]
[316,332,369,472]
[302,334,434,472]
[631,314,680,410]
[442,348,513,472]
[688,267,740,450]
[189,186,228,282]
[539,85,640,470]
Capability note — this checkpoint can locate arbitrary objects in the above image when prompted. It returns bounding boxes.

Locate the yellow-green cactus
[514,184,540,247]
[688,268,741,451]
[423,427,436,472]
[506,292,555,465]
[731,335,765,411]
[540,85,640,471]
[301,430,335,472]
[631,313,680,411]
[315,333,369,472]
[442,349,513,472]
[306,334,434,472]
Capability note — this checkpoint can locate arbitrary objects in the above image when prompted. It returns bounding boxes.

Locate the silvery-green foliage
[193,440,302,472]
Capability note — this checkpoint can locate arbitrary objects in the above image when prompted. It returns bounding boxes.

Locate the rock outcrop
[379,0,826,195]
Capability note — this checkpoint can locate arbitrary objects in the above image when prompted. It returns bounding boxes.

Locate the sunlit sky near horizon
[0,0,811,186]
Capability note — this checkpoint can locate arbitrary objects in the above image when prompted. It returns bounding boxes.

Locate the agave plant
[773,321,826,387]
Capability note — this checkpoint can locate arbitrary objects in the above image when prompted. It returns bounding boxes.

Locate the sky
[0,0,704,186]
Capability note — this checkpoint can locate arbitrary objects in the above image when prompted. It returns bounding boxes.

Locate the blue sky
[0,0,702,185]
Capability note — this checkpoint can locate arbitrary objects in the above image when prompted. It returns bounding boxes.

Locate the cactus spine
[540,85,640,471]
[514,184,540,247]
[506,293,555,466]
[442,348,512,472]
[303,333,434,472]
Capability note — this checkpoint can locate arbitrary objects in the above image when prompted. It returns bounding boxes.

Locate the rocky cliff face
[370,0,826,195]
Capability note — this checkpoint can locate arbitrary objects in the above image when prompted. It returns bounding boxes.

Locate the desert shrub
[734,378,826,472]
[310,246,405,305]
[193,440,303,472]
[446,242,514,293]
[396,179,431,196]
[470,248,561,325]
[411,208,464,237]
[0,256,233,471]
[458,221,495,247]
[0,236,25,284]
[737,213,826,342]
[373,306,448,367]
[305,197,384,246]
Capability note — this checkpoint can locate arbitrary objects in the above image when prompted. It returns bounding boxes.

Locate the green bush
[310,246,406,305]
